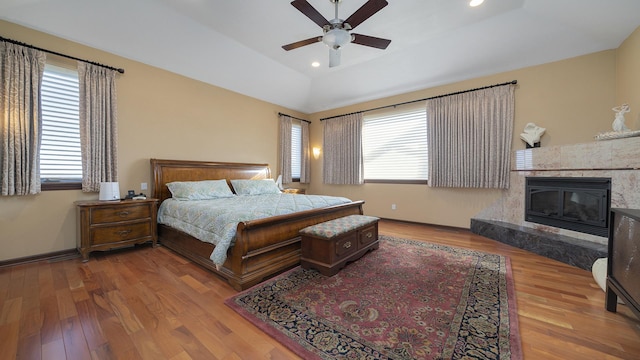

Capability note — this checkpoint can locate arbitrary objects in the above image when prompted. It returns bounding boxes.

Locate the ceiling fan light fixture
[323,28,352,49]
[469,0,484,7]
[283,0,391,67]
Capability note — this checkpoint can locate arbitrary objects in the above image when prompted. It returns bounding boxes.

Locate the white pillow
[230,179,282,195]
[167,180,234,200]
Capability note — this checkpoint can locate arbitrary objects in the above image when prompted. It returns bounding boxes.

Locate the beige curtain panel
[322,113,364,185]
[78,62,119,192]
[0,42,46,196]
[427,84,515,189]
[278,114,293,184]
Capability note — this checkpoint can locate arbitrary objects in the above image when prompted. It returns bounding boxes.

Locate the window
[291,122,302,180]
[40,64,81,190]
[363,107,428,183]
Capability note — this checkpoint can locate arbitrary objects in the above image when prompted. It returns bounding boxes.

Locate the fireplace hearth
[470,219,606,270]
[471,137,640,269]
[525,177,611,237]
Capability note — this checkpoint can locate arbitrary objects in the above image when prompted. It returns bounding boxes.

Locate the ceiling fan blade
[290,0,331,28]
[351,33,391,49]
[329,48,341,68]
[344,0,388,30]
[282,36,322,51]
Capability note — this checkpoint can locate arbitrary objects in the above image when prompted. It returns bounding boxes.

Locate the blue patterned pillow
[167,180,234,200]
[230,179,282,195]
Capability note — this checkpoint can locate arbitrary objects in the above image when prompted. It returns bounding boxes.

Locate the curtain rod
[320,80,517,121]
[278,112,311,124]
[0,35,125,74]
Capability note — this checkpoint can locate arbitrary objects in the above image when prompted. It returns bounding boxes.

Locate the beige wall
[616,26,640,129]
[308,48,624,228]
[0,20,306,261]
[1,19,637,261]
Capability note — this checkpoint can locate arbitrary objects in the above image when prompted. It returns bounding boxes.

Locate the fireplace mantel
[474,136,640,246]
[513,136,640,172]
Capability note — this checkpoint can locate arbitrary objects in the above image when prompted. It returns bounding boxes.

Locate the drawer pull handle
[343,241,352,249]
[366,232,373,238]
[118,211,130,217]
[116,230,132,237]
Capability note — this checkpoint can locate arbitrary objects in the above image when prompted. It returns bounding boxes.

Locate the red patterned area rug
[225,235,522,360]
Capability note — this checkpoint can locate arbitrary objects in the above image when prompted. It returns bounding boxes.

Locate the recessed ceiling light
[311,61,320,67]
[469,0,484,7]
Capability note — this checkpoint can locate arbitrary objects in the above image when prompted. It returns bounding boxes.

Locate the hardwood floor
[1,219,639,359]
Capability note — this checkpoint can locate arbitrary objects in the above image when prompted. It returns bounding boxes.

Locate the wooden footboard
[224,201,363,289]
[151,158,364,291]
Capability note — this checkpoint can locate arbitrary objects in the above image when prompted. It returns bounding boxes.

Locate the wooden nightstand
[75,198,158,261]
[283,188,306,194]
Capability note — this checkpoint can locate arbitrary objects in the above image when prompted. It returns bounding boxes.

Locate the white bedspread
[157,193,352,265]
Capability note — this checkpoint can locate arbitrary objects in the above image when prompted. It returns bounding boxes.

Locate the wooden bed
[151,159,364,291]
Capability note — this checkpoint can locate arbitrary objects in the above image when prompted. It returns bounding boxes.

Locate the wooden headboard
[150,159,272,203]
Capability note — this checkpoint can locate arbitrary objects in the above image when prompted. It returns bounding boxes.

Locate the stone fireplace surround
[471,136,640,270]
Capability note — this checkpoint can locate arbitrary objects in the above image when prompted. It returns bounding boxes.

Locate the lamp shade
[99,182,120,201]
[322,28,351,49]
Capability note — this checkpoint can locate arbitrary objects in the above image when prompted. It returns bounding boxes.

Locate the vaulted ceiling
[2,0,640,113]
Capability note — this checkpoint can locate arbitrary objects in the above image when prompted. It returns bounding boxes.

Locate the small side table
[283,188,306,194]
[75,198,158,261]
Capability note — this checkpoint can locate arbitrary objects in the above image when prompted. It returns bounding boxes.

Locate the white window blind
[363,107,428,181]
[40,64,81,181]
[291,122,302,179]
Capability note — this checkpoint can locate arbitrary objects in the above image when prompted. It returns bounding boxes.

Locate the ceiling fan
[282,0,391,67]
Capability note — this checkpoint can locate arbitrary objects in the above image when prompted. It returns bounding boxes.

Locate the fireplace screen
[525,177,611,237]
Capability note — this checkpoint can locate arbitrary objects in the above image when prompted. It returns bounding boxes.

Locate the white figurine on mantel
[595,103,640,140]
[520,122,546,147]
[612,103,630,132]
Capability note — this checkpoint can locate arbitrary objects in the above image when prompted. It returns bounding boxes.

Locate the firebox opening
[525,177,611,237]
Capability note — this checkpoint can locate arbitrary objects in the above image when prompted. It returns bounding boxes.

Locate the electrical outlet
[391,204,397,210]
[141,182,148,190]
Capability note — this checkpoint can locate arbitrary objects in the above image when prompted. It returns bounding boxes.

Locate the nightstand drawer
[91,221,153,245]
[91,203,151,224]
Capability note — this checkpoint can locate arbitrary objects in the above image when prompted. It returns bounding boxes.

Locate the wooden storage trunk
[300,215,379,276]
